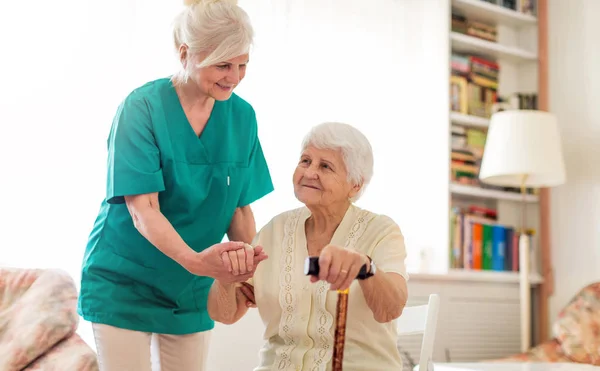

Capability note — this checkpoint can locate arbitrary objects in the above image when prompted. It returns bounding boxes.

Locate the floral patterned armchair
[0,268,98,370]
[497,282,600,365]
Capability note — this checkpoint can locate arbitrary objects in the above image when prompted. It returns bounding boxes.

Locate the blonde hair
[301,122,375,202]
[172,0,253,84]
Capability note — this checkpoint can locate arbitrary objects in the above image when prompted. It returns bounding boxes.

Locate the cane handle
[304,256,370,280]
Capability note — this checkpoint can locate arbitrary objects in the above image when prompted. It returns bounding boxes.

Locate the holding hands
[183,241,268,284]
[221,243,268,276]
[312,244,370,291]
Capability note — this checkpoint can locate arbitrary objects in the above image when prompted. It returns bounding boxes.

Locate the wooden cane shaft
[333,290,349,371]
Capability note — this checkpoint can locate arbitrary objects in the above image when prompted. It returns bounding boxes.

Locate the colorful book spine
[449,208,536,273]
[472,223,483,270]
[492,225,506,271]
[482,224,493,270]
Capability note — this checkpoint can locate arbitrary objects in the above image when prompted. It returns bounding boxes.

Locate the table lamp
[478,110,566,352]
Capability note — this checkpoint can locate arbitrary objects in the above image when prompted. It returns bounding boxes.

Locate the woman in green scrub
[77,0,273,369]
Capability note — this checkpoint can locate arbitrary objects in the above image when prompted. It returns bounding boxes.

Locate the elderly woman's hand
[312,244,370,291]
[221,244,268,276]
[238,282,256,308]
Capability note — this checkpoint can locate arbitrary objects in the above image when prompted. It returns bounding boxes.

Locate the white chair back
[397,294,440,371]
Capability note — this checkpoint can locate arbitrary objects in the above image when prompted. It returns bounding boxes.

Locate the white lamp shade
[479,110,567,188]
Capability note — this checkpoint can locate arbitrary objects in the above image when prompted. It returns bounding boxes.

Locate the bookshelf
[452,0,537,27]
[412,268,543,285]
[450,32,537,62]
[450,112,490,128]
[450,183,539,203]
[448,0,541,280]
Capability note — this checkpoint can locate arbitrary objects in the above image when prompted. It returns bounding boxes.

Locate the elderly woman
[77,0,273,369]
[208,122,410,371]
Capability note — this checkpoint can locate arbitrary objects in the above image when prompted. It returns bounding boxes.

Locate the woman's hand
[221,244,268,275]
[183,241,265,284]
[238,282,256,308]
[313,244,370,291]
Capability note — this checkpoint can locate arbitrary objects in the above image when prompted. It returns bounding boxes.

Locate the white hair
[171,0,253,85]
[301,122,374,202]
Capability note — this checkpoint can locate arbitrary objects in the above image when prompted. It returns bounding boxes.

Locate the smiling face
[293,145,361,208]
[181,47,249,101]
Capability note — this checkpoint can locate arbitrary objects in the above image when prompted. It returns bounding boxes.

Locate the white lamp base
[519,232,531,353]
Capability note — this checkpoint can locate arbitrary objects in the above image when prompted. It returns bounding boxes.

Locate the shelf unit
[448,0,540,276]
[450,111,490,128]
[450,32,537,63]
[452,0,537,27]
[410,268,543,285]
[450,183,539,203]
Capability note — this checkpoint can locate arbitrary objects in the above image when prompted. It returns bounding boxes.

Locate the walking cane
[304,257,371,371]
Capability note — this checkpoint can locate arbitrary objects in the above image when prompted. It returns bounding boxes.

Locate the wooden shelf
[452,0,537,28]
[450,112,490,128]
[410,268,543,285]
[451,32,537,63]
[450,183,539,203]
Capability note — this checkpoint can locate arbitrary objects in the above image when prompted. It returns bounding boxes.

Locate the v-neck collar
[298,204,357,257]
[163,78,219,163]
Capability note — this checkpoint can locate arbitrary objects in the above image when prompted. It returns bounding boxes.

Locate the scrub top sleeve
[106,95,165,204]
[238,136,274,207]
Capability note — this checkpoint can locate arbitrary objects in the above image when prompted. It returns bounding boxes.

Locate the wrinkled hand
[237,282,256,308]
[221,244,268,276]
[312,244,369,291]
[184,241,265,284]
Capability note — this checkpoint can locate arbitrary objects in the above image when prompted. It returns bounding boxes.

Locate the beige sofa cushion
[553,283,600,365]
[0,268,79,370]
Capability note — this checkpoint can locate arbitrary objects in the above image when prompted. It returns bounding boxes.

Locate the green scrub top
[77,77,274,335]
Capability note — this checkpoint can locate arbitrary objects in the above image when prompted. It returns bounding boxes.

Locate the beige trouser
[92,323,211,371]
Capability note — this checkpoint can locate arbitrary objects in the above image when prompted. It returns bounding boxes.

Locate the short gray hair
[172,0,253,85]
[301,122,374,202]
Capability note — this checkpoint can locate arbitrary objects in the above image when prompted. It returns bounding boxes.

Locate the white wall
[0,0,185,353]
[206,311,265,370]
[548,0,600,328]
